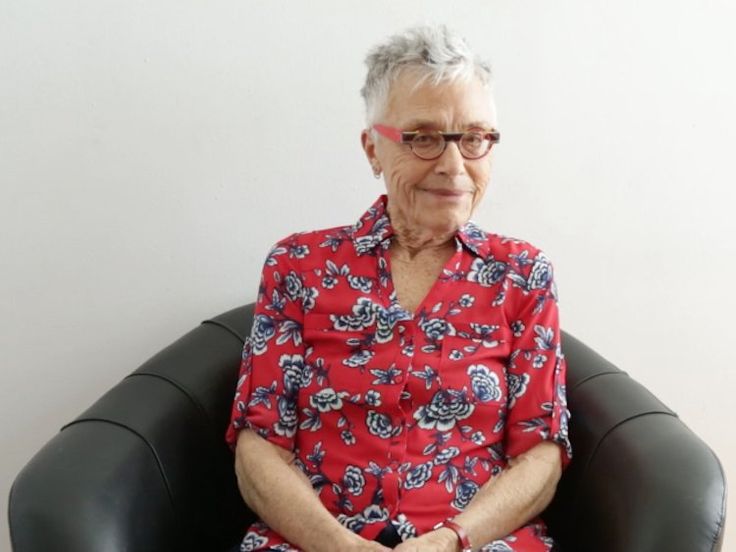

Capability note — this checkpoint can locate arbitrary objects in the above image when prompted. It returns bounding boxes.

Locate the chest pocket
[439,321,512,406]
[302,313,382,399]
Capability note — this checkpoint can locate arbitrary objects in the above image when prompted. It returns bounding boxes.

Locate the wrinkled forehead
[382,69,497,130]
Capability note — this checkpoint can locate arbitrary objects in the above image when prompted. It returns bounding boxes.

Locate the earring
[372,165,382,179]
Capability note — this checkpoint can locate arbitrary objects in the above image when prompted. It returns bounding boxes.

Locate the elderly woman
[226,26,571,552]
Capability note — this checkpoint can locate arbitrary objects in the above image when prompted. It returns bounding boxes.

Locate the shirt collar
[351,195,492,259]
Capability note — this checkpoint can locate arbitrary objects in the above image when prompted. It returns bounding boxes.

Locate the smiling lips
[421,188,469,198]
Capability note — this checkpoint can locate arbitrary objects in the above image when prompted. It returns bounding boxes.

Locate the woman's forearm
[234,429,388,552]
[452,441,563,549]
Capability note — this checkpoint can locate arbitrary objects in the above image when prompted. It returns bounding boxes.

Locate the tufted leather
[8,304,727,551]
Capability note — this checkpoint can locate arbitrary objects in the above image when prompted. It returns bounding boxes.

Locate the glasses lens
[459,131,490,159]
[411,132,444,159]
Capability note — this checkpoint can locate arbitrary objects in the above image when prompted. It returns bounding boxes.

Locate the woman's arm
[235,429,392,552]
[393,441,562,552]
[453,441,561,549]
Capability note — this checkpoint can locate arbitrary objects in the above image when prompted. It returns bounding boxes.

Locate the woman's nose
[433,141,466,177]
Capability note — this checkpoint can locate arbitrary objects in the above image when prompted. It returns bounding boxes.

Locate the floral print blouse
[226,195,571,551]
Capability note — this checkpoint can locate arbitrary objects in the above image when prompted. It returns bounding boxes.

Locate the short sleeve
[504,253,572,467]
[225,236,308,452]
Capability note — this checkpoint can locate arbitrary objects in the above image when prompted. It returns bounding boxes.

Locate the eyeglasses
[372,124,500,160]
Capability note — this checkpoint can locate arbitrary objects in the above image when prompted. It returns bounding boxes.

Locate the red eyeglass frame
[372,123,501,160]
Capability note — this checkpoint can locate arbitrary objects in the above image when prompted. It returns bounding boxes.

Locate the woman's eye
[463,133,484,146]
[413,133,437,145]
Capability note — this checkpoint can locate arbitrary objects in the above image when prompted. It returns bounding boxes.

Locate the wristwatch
[433,518,472,552]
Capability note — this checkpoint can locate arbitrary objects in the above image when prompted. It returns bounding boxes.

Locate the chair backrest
[543,333,727,551]
[9,304,727,551]
[9,305,257,551]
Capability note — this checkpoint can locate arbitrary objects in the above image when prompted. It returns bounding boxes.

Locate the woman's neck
[388,204,458,259]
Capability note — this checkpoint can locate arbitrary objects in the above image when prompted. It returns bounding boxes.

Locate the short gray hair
[361,25,493,126]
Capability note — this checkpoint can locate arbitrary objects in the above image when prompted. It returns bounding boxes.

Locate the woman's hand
[392,528,460,552]
[340,533,395,552]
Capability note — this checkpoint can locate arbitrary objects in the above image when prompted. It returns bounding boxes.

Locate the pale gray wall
[2,1,734,549]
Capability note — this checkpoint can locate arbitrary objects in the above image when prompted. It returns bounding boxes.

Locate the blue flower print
[322,274,338,289]
[248,382,276,410]
[365,390,382,407]
[433,447,460,465]
[319,233,345,253]
[342,465,366,496]
[366,410,396,439]
[404,461,434,489]
[288,243,310,259]
[276,319,303,347]
[309,388,344,412]
[301,286,319,312]
[411,365,439,390]
[240,531,268,551]
[414,389,475,431]
[468,323,501,348]
[250,314,276,355]
[340,430,356,445]
[419,317,453,342]
[460,221,487,242]
[363,504,390,524]
[343,350,374,367]
[452,480,479,510]
[347,275,373,293]
[482,540,515,552]
[336,513,365,533]
[264,245,287,267]
[458,293,475,308]
[274,396,297,438]
[467,257,507,287]
[332,297,377,331]
[534,325,555,350]
[467,365,502,403]
[370,366,402,385]
[532,353,547,369]
[528,252,552,290]
[338,504,389,532]
[354,234,384,256]
[279,354,307,395]
[507,373,530,407]
[375,305,408,343]
[510,320,525,337]
[283,271,303,302]
[322,260,349,289]
[392,514,418,540]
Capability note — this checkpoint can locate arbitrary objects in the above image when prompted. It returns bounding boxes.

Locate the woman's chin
[419,210,468,238]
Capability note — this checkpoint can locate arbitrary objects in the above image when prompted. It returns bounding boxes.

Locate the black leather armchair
[8,304,727,551]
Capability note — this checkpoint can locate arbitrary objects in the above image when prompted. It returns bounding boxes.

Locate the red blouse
[226,195,571,551]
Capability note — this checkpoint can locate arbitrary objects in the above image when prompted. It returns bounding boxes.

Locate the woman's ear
[361,129,382,177]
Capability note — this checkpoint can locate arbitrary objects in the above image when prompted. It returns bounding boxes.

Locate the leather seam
[707,445,728,552]
[7,480,19,550]
[569,370,625,392]
[571,410,680,518]
[59,418,179,520]
[125,372,214,428]
[201,319,246,343]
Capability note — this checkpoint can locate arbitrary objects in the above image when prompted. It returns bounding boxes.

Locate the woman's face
[362,71,497,239]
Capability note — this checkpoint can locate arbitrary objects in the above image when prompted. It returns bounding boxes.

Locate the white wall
[2,1,733,549]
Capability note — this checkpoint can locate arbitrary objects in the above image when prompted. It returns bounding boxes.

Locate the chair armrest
[9,310,256,552]
[543,332,727,552]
